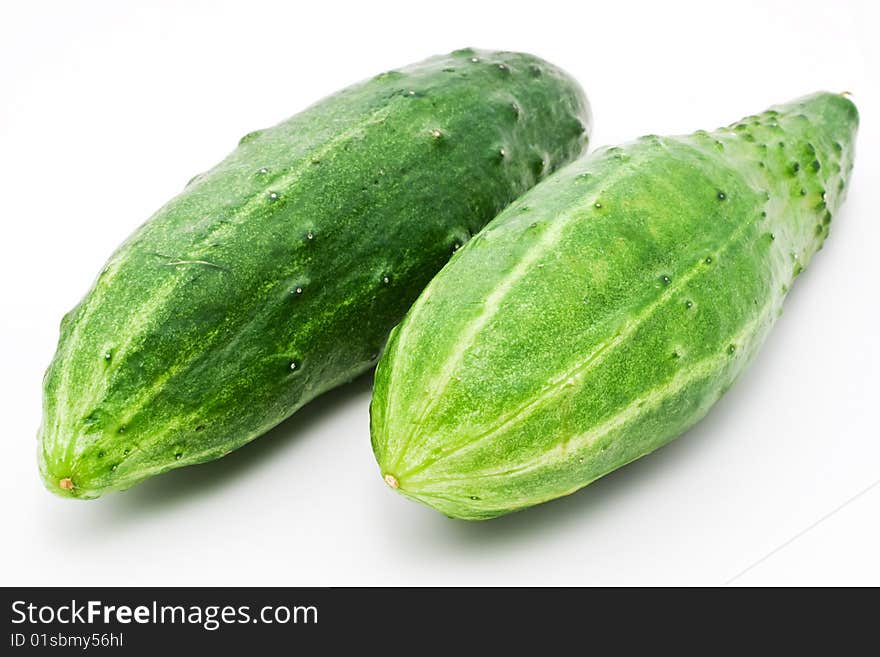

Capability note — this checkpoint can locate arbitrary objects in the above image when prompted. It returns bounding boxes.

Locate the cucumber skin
[40,48,591,498]
[371,92,858,520]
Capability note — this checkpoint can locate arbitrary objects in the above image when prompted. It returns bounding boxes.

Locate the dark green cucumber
[40,48,590,498]
[371,92,857,520]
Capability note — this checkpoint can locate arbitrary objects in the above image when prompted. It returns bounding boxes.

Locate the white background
[1,0,877,586]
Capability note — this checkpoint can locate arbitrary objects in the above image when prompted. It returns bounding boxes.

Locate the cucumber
[371,92,857,520]
[40,48,590,498]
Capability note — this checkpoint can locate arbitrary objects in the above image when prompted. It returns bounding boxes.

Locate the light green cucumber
[40,48,590,498]
[371,92,857,520]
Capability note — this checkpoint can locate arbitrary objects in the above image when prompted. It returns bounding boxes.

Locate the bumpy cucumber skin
[40,48,591,498]
[372,92,857,520]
